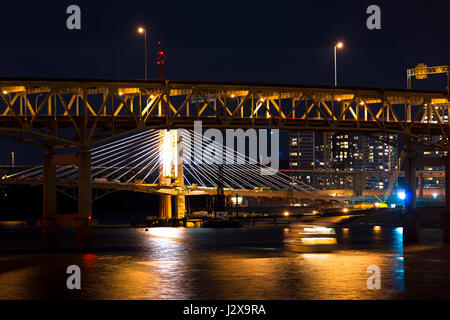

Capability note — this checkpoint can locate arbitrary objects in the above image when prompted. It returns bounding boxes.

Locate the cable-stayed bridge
[1,129,327,202]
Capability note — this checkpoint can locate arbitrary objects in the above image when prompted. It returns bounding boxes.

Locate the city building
[288,132,398,190]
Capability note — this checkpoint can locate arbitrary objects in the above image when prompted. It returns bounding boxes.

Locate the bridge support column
[75,148,93,252]
[175,194,186,219]
[42,149,58,250]
[444,156,450,242]
[403,151,419,243]
[159,195,172,219]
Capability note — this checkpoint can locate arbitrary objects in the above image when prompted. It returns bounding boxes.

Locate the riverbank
[335,208,444,228]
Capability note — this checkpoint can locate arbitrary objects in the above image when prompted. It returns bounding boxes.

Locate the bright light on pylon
[160,130,178,177]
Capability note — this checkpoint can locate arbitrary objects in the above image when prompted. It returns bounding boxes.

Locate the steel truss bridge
[0,78,449,151]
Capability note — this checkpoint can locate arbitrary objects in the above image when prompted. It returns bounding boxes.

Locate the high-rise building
[362,134,399,189]
[288,132,314,170]
[288,132,398,189]
[329,134,363,171]
[288,132,331,186]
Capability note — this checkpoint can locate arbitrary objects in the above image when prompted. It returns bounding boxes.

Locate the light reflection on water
[0,226,449,299]
[392,227,405,291]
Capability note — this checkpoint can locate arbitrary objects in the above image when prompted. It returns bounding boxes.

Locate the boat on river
[284,224,338,253]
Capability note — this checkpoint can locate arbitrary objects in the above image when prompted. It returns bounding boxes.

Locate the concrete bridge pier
[42,149,58,250]
[175,193,186,219]
[159,195,172,219]
[74,148,93,252]
[157,193,186,220]
[403,151,419,243]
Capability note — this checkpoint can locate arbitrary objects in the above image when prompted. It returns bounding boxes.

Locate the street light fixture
[334,42,344,86]
[137,26,148,80]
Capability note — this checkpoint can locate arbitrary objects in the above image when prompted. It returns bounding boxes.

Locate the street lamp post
[137,27,148,80]
[334,42,344,86]
[11,152,14,167]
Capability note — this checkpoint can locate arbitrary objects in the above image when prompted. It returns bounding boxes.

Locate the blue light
[397,190,406,201]
[432,193,438,199]
[395,227,403,234]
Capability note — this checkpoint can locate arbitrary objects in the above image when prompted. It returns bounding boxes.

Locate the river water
[0,225,449,299]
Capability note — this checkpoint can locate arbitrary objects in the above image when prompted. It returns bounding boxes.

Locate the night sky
[0,0,449,164]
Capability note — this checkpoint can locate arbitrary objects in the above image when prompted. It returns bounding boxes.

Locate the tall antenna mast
[156,41,166,80]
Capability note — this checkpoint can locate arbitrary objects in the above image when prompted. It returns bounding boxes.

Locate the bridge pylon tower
[158,129,185,220]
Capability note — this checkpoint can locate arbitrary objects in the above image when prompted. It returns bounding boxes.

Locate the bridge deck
[0,78,448,149]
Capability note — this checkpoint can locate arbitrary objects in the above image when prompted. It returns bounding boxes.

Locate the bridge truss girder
[0,79,448,151]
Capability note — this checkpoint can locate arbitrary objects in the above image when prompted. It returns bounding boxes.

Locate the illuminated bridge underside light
[1,86,25,93]
[227,90,249,98]
[334,94,354,101]
[432,98,449,104]
[118,88,140,95]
